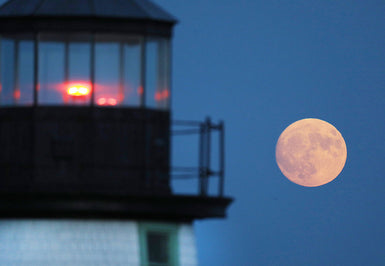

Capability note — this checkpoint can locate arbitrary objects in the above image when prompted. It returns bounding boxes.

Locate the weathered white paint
[178,224,198,266]
[0,220,198,266]
[0,220,140,266]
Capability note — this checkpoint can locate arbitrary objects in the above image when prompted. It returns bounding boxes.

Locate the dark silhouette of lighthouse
[0,0,232,265]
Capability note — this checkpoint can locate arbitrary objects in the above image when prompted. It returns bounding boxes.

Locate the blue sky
[157,0,385,265]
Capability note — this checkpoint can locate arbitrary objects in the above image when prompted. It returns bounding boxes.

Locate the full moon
[275,118,347,187]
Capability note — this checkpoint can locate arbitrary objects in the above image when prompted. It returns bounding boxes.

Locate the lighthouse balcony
[0,112,232,221]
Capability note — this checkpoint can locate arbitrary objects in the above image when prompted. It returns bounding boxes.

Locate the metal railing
[171,118,225,197]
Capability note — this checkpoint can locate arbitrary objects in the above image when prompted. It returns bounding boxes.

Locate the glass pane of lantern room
[66,35,91,105]
[122,38,142,107]
[94,35,120,107]
[1,35,34,106]
[0,37,15,105]
[17,39,34,105]
[38,35,65,104]
[146,38,170,110]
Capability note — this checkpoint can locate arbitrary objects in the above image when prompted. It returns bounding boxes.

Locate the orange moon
[275,118,347,187]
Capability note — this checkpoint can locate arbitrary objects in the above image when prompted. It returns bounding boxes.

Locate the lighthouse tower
[0,0,232,265]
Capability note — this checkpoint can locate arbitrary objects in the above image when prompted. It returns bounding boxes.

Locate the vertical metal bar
[13,40,19,105]
[156,39,161,109]
[166,38,172,110]
[90,34,95,106]
[119,41,124,105]
[0,36,2,104]
[199,122,205,195]
[219,121,225,197]
[158,39,165,109]
[33,34,39,106]
[205,117,211,195]
[63,40,69,105]
[64,40,69,84]
[140,36,146,107]
[32,33,39,183]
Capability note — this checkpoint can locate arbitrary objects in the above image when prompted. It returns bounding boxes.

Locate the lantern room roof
[0,0,176,36]
[0,0,176,23]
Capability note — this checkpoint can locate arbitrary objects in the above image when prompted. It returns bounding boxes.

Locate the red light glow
[155,91,161,101]
[97,97,117,106]
[14,90,21,100]
[155,89,169,101]
[108,98,117,105]
[162,89,169,99]
[67,85,90,96]
[137,86,143,95]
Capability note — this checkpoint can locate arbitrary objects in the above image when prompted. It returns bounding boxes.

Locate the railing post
[173,117,224,197]
[13,40,19,105]
[33,33,39,106]
[219,121,225,197]
[205,117,211,195]
[199,121,205,195]
[90,34,95,107]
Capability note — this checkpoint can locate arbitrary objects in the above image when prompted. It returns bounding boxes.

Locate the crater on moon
[276,118,347,187]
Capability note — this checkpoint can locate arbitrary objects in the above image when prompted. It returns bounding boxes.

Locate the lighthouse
[0,0,232,265]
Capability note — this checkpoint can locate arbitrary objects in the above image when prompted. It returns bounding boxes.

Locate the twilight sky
[157,0,385,265]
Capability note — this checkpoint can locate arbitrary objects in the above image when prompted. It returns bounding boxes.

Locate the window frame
[138,222,179,266]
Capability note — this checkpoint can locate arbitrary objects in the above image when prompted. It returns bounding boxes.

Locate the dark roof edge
[0,14,177,24]
[0,0,178,24]
[0,17,174,37]
[0,193,233,221]
[131,0,178,24]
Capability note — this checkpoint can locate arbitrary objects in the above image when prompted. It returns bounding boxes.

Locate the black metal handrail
[171,118,225,197]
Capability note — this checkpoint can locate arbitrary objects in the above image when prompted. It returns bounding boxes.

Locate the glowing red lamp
[97,97,117,106]
[67,85,90,97]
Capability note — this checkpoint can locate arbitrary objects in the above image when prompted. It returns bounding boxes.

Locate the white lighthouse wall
[178,224,198,266]
[0,220,141,266]
[0,220,197,266]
